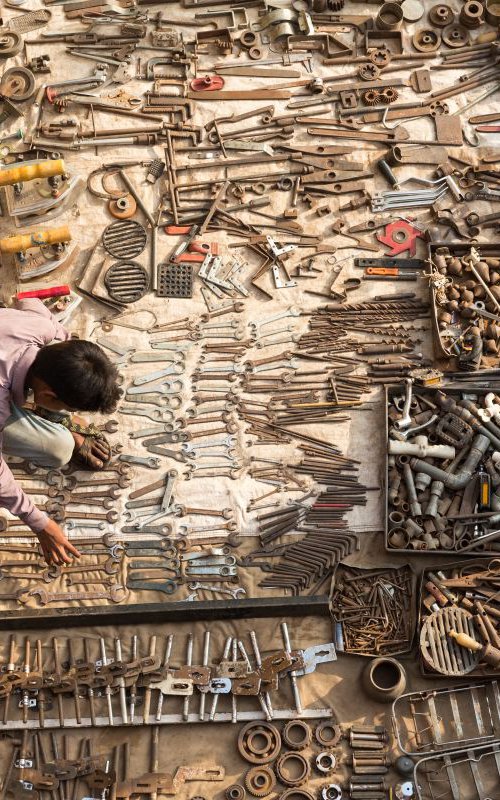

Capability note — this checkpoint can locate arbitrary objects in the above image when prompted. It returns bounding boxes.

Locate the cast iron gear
[282,720,312,751]
[275,753,311,787]
[226,785,246,800]
[245,767,276,797]
[380,87,399,104]
[363,89,381,106]
[315,721,343,749]
[238,721,282,765]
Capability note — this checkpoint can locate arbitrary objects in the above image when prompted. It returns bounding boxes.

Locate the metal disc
[0,67,36,101]
[102,219,147,259]
[104,261,149,304]
[401,0,425,20]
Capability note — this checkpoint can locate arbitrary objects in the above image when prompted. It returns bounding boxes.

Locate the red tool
[376,220,423,256]
[16,285,70,300]
[190,75,225,92]
[475,125,500,132]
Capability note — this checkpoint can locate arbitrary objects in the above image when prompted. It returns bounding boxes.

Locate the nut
[226,786,246,800]
[316,752,337,775]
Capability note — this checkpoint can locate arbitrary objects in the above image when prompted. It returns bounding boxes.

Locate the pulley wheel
[0,67,36,100]
[0,30,23,58]
[104,261,149,304]
[102,219,147,259]
[442,23,470,47]
[108,195,137,219]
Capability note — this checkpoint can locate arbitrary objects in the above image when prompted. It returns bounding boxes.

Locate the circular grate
[102,219,147,259]
[420,607,480,676]
[104,261,149,304]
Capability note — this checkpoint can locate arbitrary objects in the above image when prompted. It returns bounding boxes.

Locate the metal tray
[384,384,500,557]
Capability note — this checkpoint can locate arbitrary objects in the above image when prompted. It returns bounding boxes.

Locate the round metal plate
[0,67,36,101]
[400,0,424,19]
[102,219,147,259]
[104,261,149,304]
[420,607,480,676]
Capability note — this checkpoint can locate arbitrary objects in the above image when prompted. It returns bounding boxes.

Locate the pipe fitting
[410,433,490,491]
[403,463,421,518]
[389,436,455,460]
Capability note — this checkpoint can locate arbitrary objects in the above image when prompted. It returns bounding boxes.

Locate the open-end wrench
[184,556,236,567]
[122,393,180,408]
[24,585,127,605]
[129,560,179,572]
[187,582,246,600]
[129,424,178,439]
[126,380,184,395]
[143,446,192,463]
[127,578,177,595]
[180,548,231,560]
[250,306,301,333]
[185,565,237,576]
[181,436,236,454]
[161,469,178,511]
[118,455,161,469]
[118,406,175,423]
[130,352,184,363]
[132,363,184,386]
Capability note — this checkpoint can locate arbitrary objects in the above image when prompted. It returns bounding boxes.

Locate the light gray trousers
[3,405,74,469]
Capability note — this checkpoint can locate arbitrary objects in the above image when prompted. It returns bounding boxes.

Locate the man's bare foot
[70,415,111,470]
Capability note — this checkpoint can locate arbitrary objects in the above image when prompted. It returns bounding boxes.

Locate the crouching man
[0,298,121,565]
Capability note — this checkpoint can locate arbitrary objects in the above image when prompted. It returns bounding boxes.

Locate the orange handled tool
[0,226,71,254]
[0,158,65,187]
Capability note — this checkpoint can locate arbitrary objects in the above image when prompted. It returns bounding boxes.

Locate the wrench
[180,548,231,561]
[187,582,246,600]
[119,406,175,423]
[182,436,236,454]
[250,306,301,332]
[127,578,177,595]
[161,469,178,511]
[253,357,299,373]
[118,455,161,469]
[129,424,178,439]
[185,565,237,576]
[130,352,184,363]
[183,556,236,567]
[394,378,413,430]
[179,522,238,534]
[122,393,181,408]
[132,364,184,386]
[24,585,127,605]
[143,446,192,463]
[126,380,184,395]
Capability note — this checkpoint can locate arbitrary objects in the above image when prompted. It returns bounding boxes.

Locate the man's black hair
[29,340,121,413]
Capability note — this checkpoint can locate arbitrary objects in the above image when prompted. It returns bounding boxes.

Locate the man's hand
[37,518,81,565]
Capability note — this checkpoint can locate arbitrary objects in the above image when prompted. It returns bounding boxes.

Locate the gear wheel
[428,4,454,26]
[283,720,312,751]
[275,753,311,788]
[226,785,246,800]
[238,721,281,765]
[380,87,399,104]
[315,721,343,749]
[245,767,276,797]
[363,89,381,106]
